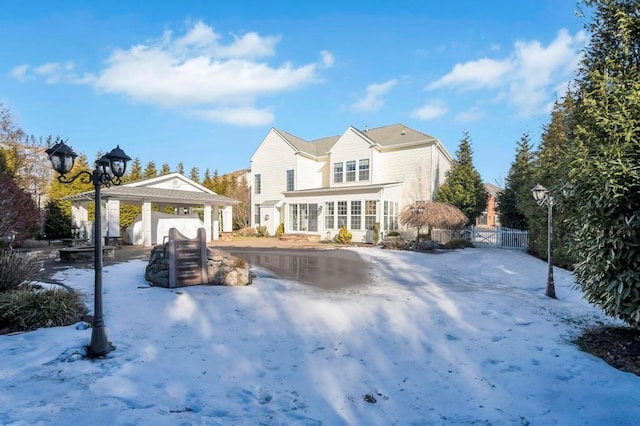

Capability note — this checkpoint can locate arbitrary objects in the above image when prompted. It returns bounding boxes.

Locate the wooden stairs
[167,228,208,288]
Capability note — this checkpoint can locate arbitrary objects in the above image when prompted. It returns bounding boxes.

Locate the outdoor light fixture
[531,184,556,299]
[46,140,131,358]
[264,214,269,221]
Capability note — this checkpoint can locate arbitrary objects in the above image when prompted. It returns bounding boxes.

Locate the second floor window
[334,162,343,183]
[359,159,370,181]
[286,169,294,191]
[346,161,356,182]
[254,174,261,194]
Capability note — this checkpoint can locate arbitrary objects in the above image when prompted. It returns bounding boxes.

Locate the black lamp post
[531,184,556,299]
[46,140,131,357]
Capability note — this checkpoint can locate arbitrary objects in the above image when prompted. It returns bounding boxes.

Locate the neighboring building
[250,123,454,242]
[476,183,501,227]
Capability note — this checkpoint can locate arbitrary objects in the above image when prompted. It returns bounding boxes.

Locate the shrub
[413,240,440,252]
[0,286,88,332]
[381,237,411,251]
[43,200,71,239]
[372,222,380,245]
[386,231,401,237]
[335,226,352,244]
[237,227,256,237]
[256,225,269,237]
[0,251,41,292]
[443,239,474,249]
[275,222,284,237]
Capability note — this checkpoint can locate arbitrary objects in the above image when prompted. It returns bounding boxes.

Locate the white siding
[296,155,325,190]
[378,145,434,206]
[329,130,374,187]
[251,132,297,203]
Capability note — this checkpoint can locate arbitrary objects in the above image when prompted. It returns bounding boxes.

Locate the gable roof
[273,123,439,158]
[63,173,238,205]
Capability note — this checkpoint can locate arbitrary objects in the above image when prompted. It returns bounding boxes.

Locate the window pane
[286,169,294,191]
[351,201,361,230]
[334,162,343,183]
[325,202,334,229]
[359,159,370,181]
[254,204,261,225]
[300,204,308,231]
[346,161,356,182]
[254,174,261,194]
[337,201,347,228]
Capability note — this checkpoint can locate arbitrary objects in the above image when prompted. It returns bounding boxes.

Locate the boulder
[145,245,252,287]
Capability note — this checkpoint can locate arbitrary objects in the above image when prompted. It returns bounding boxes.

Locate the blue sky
[1,0,588,185]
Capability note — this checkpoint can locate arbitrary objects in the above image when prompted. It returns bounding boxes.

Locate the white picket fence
[431,226,528,250]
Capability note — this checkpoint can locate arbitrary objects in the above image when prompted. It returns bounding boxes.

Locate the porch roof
[63,186,238,206]
[282,182,403,197]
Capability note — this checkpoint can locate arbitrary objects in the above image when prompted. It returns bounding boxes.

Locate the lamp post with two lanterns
[46,140,131,357]
[531,184,556,299]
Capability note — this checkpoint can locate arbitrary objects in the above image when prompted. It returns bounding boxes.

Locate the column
[106,198,121,238]
[222,205,233,232]
[212,206,220,240]
[142,201,152,247]
[203,204,212,242]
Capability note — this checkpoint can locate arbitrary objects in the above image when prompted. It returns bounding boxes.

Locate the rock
[145,244,251,287]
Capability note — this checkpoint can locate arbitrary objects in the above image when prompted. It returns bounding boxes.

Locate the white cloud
[320,50,335,68]
[188,106,274,126]
[9,65,29,81]
[350,79,397,112]
[411,102,448,120]
[10,21,329,126]
[427,29,587,117]
[428,58,513,90]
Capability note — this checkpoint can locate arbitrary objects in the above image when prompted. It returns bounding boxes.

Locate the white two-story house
[250,123,453,242]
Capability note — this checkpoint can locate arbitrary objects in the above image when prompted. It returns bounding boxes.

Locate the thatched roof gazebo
[399,201,468,241]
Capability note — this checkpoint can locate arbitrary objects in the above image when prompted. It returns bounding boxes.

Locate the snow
[1,247,639,425]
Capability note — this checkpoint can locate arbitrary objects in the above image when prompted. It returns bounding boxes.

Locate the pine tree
[497,133,536,230]
[566,0,640,325]
[189,166,200,183]
[143,161,158,178]
[435,132,487,223]
[126,157,142,182]
[527,93,576,267]
[176,162,185,175]
[202,168,213,190]
[160,162,171,175]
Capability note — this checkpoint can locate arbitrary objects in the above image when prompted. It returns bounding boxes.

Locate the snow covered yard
[1,247,639,425]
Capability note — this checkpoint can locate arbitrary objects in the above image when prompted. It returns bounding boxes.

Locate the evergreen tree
[143,161,158,178]
[176,162,185,175]
[43,199,71,239]
[566,0,640,324]
[497,133,536,230]
[126,157,143,182]
[48,154,93,216]
[202,168,213,190]
[160,162,171,175]
[189,166,200,183]
[435,132,487,223]
[527,93,576,267]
